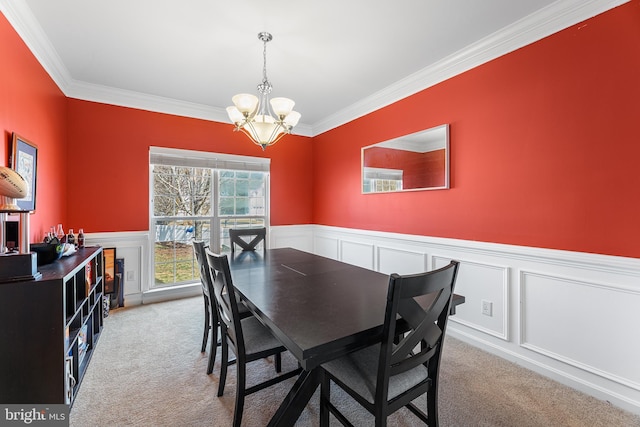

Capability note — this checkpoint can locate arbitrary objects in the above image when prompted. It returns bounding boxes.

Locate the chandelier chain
[258,34,272,95]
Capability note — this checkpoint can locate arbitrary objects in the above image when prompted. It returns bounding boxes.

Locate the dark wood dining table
[227,247,465,426]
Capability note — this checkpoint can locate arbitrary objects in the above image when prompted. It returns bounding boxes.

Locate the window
[362,167,403,193]
[150,148,269,289]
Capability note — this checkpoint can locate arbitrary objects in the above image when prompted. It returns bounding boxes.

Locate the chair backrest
[376,261,460,403]
[205,249,245,354]
[192,240,210,296]
[229,227,266,253]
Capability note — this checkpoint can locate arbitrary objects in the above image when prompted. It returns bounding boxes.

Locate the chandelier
[226,32,301,150]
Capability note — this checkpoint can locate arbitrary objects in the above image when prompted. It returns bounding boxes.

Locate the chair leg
[217,334,228,397]
[201,297,210,353]
[427,387,438,427]
[275,352,282,373]
[375,416,387,427]
[206,331,216,375]
[233,357,246,427]
[207,310,219,375]
[374,407,387,427]
[320,372,330,427]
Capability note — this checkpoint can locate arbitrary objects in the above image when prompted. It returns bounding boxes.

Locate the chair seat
[323,343,429,404]
[239,316,284,355]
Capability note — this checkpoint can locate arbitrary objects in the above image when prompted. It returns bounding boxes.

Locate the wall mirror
[362,124,449,193]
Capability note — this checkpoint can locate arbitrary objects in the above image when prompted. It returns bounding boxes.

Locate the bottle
[56,224,65,241]
[50,232,60,245]
[67,229,76,247]
[77,229,85,248]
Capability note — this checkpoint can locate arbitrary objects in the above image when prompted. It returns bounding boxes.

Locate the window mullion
[212,170,221,252]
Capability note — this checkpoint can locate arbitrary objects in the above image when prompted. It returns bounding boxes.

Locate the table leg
[267,367,322,427]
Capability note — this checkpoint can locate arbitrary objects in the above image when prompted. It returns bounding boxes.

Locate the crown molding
[65,80,315,137]
[311,0,630,135]
[1,0,629,138]
[0,0,72,90]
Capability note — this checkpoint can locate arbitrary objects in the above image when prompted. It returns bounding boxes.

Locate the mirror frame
[361,124,450,194]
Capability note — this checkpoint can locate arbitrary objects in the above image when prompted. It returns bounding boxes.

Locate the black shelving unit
[0,246,104,406]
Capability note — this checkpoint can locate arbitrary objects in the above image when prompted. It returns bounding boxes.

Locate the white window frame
[148,146,270,290]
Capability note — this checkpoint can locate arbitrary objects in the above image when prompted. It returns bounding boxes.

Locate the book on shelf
[77,324,89,365]
[65,356,75,405]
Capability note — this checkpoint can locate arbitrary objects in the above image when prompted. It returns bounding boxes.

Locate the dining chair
[229,227,266,253]
[193,240,252,375]
[319,261,460,427]
[193,241,215,369]
[205,249,302,427]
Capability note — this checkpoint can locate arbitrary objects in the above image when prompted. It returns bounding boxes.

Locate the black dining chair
[193,241,216,372]
[193,240,252,375]
[205,249,302,427]
[319,261,460,427]
[229,227,266,253]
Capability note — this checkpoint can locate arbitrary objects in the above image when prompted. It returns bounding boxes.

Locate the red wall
[65,100,313,232]
[313,1,640,258]
[0,13,67,240]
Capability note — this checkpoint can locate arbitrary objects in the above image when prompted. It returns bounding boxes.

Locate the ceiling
[0,0,625,136]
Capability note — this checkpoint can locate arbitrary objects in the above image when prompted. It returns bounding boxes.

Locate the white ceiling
[0,0,626,136]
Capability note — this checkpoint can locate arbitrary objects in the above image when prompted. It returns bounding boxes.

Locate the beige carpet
[70,297,640,426]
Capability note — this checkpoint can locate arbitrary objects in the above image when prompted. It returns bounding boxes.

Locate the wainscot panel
[269,225,314,253]
[520,270,640,391]
[434,255,509,340]
[377,246,428,275]
[85,231,151,306]
[340,240,375,270]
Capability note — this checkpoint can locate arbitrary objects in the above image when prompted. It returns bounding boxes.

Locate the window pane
[220,178,234,196]
[236,198,249,215]
[191,220,211,242]
[151,157,268,289]
[236,180,249,197]
[249,179,264,197]
[153,195,175,216]
[175,220,194,246]
[192,196,211,216]
[219,197,235,215]
[155,220,174,242]
[175,259,197,283]
[154,240,175,285]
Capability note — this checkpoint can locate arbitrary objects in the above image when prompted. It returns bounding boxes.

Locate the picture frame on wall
[10,133,38,212]
[103,248,116,294]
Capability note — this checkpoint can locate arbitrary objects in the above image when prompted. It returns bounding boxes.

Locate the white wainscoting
[85,231,202,306]
[309,225,640,416]
[87,225,640,415]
